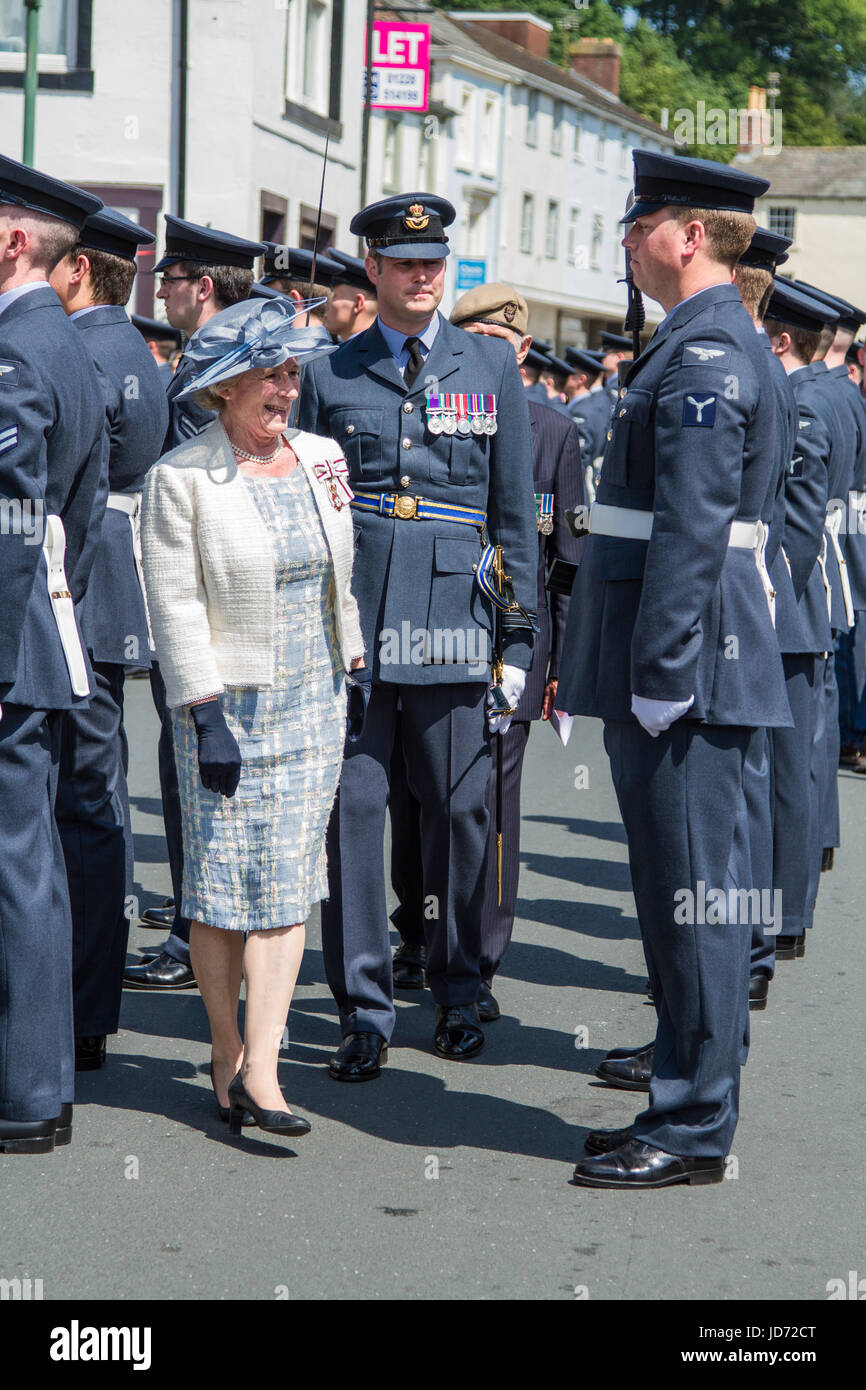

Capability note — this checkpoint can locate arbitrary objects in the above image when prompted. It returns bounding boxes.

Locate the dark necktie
[403,336,425,389]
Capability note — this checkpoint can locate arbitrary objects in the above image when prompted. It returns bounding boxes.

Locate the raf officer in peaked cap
[49,208,168,1070]
[298,194,537,1076]
[258,244,342,326]
[0,156,107,1154]
[388,282,584,1017]
[559,152,793,1189]
[123,215,266,994]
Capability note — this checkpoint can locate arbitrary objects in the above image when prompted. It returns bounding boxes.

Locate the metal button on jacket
[346,424,355,434]
[403,402,414,414]
[400,475,410,488]
[402,437,411,450]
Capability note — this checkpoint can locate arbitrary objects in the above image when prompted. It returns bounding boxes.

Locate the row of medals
[426,407,498,436]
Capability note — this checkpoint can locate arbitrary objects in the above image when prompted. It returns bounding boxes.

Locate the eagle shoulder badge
[682,343,730,367]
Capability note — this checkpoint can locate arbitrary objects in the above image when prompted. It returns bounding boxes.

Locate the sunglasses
[156,273,204,287]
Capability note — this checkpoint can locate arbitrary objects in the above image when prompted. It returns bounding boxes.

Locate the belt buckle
[394,494,418,520]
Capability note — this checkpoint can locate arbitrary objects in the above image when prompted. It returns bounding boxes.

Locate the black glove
[190,699,242,797]
[345,665,373,743]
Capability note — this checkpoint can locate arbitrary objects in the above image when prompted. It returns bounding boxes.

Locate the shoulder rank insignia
[682,393,717,427]
[0,423,19,455]
[683,344,729,366]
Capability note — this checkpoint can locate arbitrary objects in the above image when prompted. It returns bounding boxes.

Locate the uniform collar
[0,279,49,318]
[376,312,439,361]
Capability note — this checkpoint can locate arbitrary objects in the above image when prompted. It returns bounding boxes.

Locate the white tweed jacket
[141,418,365,709]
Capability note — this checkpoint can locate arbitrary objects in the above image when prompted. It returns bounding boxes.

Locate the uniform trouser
[603,720,755,1159]
[148,662,191,964]
[0,705,74,1120]
[817,649,841,852]
[746,727,775,978]
[56,661,132,1037]
[835,621,866,746]
[772,654,822,938]
[390,719,532,982]
[322,681,489,1042]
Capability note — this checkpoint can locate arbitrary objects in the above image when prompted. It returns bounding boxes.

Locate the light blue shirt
[70,304,106,320]
[0,280,47,319]
[377,312,439,377]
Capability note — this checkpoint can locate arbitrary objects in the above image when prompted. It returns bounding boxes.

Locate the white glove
[631,692,695,737]
[487,664,526,735]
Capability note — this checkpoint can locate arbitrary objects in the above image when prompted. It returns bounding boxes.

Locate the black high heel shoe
[227,1071,312,1139]
[209,1063,254,1126]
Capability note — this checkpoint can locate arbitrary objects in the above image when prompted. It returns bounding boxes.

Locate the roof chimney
[569,38,622,97]
[452,10,552,61]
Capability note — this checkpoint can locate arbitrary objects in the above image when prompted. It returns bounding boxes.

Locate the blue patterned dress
[173,467,346,930]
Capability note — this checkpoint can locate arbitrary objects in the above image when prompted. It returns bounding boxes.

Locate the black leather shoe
[55,1103,72,1147]
[775,933,806,961]
[476,980,500,1023]
[821,847,834,872]
[645,978,654,1000]
[140,902,175,928]
[226,1072,311,1139]
[603,1040,654,1061]
[749,971,770,1010]
[0,1116,58,1155]
[208,1063,254,1126]
[123,951,197,990]
[595,1043,653,1091]
[584,1124,635,1155]
[571,1137,725,1188]
[392,943,426,990]
[433,1005,484,1060]
[328,1032,388,1082]
[75,1035,106,1071]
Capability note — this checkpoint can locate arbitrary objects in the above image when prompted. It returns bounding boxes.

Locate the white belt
[816,533,833,624]
[824,505,855,628]
[107,491,153,652]
[568,502,776,623]
[42,514,90,697]
[849,489,866,538]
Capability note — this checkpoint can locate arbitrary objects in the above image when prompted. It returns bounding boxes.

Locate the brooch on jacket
[314,457,354,510]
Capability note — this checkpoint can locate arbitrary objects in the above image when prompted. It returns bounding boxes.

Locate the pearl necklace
[231,433,286,465]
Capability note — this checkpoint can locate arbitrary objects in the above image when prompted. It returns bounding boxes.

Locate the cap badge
[405,203,430,231]
[503,303,517,324]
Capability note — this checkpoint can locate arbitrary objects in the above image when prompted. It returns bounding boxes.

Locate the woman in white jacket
[141,297,368,1141]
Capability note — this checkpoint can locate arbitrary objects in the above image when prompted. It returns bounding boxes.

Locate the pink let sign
[366,21,430,113]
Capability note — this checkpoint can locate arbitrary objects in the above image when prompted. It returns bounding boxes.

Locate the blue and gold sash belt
[351,490,487,528]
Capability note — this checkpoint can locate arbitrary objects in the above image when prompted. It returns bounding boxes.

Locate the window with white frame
[619,129,629,175]
[567,207,583,268]
[286,0,333,118]
[596,124,607,168]
[526,89,539,147]
[552,100,564,155]
[573,110,583,159]
[591,213,604,269]
[480,93,498,173]
[545,200,560,259]
[768,206,796,241]
[520,194,534,255]
[456,85,475,170]
[382,116,402,192]
[0,0,76,69]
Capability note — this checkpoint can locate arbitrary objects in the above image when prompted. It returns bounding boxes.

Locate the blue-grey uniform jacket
[762,341,808,655]
[557,283,791,727]
[164,352,214,452]
[786,366,833,654]
[810,360,854,631]
[570,387,611,462]
[517,399,584,720]
[73,306,168,667]
[824,364,866,611]
[0,285,107,709]
[298,313,537,683]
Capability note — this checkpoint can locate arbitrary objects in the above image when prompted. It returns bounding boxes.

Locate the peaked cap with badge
[350,193,455,259]
[738,226,791,270]
[621,150,771,223]
[77,207,155,261]
[153,216,267,273]
[259,244,343,286]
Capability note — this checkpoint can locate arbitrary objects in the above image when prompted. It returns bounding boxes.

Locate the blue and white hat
[177,297,339,398]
